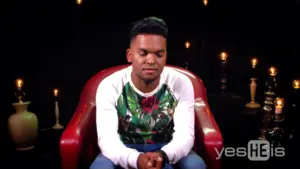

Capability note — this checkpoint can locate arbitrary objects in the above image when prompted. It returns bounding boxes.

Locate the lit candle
[53,88,59,97]
[185,41,190,49]
[76,0,82,5]
[251,58,258,68]
[293,79,300,89]
[203,0,208,6]
[15,78,25,103]
[16,78,23,88]
[220,52,228,61]
[274,97,285,114]
[268,66,277,76]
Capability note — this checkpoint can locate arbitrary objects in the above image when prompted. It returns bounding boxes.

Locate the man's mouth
[143,68,157,73]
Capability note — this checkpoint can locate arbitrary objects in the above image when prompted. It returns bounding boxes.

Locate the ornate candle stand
[258,66,278,140]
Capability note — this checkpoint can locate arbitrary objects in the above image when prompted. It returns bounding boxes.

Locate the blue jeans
[90,143,206,169]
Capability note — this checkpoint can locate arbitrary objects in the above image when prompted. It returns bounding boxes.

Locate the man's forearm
[160,132,194,164]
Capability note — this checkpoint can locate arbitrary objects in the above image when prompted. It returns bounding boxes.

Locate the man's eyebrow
[139,48,166,53]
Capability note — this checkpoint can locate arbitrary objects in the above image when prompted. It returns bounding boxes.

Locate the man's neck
[131,74,160,93]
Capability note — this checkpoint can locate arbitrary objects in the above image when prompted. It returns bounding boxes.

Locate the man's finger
[155,157,163,169]
[147,160,153,167]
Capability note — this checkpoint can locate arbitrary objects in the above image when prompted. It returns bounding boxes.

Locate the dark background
[1,0,299,165]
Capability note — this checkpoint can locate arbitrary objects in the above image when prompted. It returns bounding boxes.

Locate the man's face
[127,34,167,83]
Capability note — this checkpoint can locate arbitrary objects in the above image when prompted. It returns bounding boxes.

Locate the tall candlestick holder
[184,41,190,70]
[268,97,285,147]
[8,78,38,150]
[258,66,278,140]
[246,58,261,108]
[52,88,64,129]
[287,79,300,140]
[220,51,228,92]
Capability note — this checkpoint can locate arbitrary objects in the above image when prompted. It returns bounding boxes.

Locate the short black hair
[129,16,168,42]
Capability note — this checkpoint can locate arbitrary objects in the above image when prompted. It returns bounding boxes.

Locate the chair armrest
[194,101,224,169]
[60,101,96,169]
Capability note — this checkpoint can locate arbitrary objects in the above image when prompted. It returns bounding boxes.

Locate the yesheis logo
[215,140,285,161]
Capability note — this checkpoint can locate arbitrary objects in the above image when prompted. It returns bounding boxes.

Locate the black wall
[2,0,299,150]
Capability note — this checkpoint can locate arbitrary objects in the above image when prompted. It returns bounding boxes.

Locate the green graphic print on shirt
[116,83,178,144]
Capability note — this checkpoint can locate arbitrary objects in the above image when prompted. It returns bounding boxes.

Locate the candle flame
[275,97,285,107]
[185,41,190,49]
[293,79,300,89]
[76,0,82,5]
[54,88,59,97]
[220,52,227,61]
[251,58,258,68]
[16,79,23,88]
[268,66,277,76]
[203,0,208,6]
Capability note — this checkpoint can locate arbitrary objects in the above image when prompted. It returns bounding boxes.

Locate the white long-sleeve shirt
[95,65,195,169]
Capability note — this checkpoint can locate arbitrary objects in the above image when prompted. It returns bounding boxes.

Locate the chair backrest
[80,64,208,104]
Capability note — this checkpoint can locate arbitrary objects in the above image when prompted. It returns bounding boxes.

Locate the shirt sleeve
[160,77,195,164]
[95,79,141,169]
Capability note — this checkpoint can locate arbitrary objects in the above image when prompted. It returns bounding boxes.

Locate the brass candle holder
[246,58,261,108]
[220,51,228,92]
[52,88,64,130]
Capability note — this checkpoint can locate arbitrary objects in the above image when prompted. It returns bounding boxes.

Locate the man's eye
[156,52,164,57]
[140,52,147,56]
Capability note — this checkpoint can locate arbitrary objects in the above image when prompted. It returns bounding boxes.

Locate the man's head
[126,17,168,84]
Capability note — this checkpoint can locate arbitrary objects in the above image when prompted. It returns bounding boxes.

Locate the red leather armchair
[60,65,224,169]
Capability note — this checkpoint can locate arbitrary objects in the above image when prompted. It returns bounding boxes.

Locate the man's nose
[146,54,156,64]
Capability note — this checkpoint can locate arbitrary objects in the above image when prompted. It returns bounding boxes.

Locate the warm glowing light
[220,52,228,61]
[203,0,208,6]
[185,41,190,49]
[16,79,23,88]
[274,97,284,114]
[275,97,285,108]
[76,0,82,5]
[251,58,258,68]
[268,66,277,76]
[54,88,59,97]
[293,79,300,89]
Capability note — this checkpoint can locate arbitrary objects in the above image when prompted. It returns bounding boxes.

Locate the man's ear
[126,48,132,63]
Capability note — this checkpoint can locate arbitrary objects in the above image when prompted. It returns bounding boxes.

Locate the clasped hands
[137,152,163,169]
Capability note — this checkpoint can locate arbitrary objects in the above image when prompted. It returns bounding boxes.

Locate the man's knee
[90,153,115,169]
[178,151,207,169]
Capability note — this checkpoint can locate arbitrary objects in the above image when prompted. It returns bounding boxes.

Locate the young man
[90,17,206,169]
